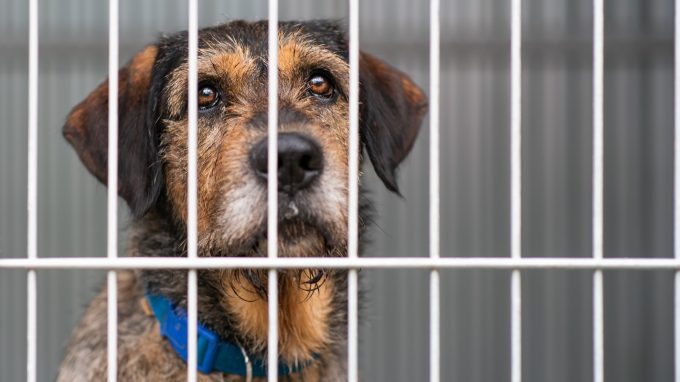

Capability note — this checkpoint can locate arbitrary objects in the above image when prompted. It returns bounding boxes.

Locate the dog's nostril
[299,153,322,172]
[300,154,312,170]
[250,133,324,193]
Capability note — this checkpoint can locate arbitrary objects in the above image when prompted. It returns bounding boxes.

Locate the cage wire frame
[5,0,680,381]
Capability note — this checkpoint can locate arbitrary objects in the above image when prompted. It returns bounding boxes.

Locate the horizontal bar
[3,257,680,270]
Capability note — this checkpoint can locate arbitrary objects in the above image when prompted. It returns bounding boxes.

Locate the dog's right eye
[198,85,220,110]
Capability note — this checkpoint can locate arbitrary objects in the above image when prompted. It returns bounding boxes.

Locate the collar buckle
[196,326,220,374]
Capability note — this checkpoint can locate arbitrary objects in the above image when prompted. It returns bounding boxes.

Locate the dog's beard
[213,216,346,301]
[223,219,342,300]
[216,173,348,253]
[213,186,347,254]
[208,182,348,300]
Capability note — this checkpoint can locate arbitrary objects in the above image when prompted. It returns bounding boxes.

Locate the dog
[56,20,426,381]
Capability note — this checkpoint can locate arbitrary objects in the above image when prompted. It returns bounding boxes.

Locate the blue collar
[145,293,306,377]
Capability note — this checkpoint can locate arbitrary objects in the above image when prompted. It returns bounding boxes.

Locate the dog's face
[63,21,427,259]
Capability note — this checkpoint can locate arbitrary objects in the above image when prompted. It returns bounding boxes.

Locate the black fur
[60,19,427,380]
[63,20,423,219]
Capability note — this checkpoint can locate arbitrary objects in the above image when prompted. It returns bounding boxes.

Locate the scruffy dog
[57,20,426,381]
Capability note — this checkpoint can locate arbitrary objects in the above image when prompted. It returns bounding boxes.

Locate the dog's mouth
[221,205,342,259]
[212,189,347,260]
[249,217,335,258]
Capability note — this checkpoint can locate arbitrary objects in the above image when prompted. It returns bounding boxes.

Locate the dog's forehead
[157,20,348,61]
[157,20,350,118]
[203,20,347,57]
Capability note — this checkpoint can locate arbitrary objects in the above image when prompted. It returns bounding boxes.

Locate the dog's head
[63,20,427,258]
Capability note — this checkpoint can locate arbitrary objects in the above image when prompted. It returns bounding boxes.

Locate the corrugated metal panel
[0,0,674,381]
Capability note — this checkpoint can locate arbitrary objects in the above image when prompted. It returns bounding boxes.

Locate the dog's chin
[257,219,328,257]
[257,222,327,257]
[221,217,343,258]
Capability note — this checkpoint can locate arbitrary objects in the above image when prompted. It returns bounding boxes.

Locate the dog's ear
[63,45,163,217]
[359,52,427,194]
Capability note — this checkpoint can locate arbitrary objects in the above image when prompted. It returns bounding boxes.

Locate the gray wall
[0,0,675,381]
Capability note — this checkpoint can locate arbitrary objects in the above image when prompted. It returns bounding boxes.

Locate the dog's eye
[198,85,220,110]
[307,74,334,98]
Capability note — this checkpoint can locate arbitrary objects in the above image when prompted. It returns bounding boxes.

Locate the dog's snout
[250,133,323,193]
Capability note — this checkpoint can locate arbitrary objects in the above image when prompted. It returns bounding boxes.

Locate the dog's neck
[128,213,347,365]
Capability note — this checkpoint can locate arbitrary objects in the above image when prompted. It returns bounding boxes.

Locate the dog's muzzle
[249,132,324,195]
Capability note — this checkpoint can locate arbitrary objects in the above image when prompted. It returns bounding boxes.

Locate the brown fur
[56,271,330,382]
[57,20,426,381]
[224,276,334,363]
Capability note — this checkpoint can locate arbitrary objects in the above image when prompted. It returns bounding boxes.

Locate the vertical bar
[348,0,360,380]
[186,0,198,380]
[510,0,522,381]
[593,0,605,382]
[674,0,680,380]
[27,272,36,382]
[673,1,680,382]
[428,0,440,380]
[26,0,38,379]
[511,273,522,382]
[267,0,279,380]
[106,0,119,380]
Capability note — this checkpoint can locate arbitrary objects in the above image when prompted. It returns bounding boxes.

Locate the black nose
[250,133,324,193]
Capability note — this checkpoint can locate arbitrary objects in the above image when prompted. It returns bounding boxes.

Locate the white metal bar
[106,272,117,381]
[348,0,360,380]
[593,0,605,381]
[27,272,36,382]
[429,272,440,382]
[593,271,604,381]
[511,272,522,380]
[6,257,680,270]
[429,0,440,379]
[26,0,38,380]
[676,269,680,382]
[106,0,119,379]
[677,269,680,382]
[186,0,199,380]
[267,0,279,379]
[267,267,278,382]
[187,270,198,380]
[510,0,522,380]
[675,1,680,381]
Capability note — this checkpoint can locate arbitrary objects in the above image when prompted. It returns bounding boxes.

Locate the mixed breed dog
[57,20,427,381]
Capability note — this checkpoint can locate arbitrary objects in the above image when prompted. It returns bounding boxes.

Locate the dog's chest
[220,274,335,364]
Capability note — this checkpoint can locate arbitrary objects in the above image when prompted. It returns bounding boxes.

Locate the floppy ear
[63,45,163,217]
[359,52,428,194]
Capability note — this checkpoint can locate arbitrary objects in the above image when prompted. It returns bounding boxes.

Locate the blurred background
[0,0,675,381]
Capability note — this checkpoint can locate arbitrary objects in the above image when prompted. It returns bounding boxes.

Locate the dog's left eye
[307,74,334,99]
[198,85,220,110]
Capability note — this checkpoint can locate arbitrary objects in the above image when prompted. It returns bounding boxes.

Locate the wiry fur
[57,20,426,381]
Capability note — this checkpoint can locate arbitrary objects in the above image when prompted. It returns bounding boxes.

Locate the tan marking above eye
[307,75,333,97]
[198,85,220,109]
